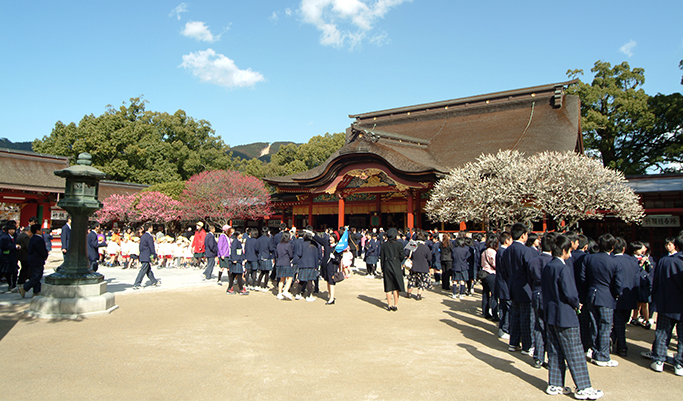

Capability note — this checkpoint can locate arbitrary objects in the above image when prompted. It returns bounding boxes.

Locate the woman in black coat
[452,237,471,300]
[0,221,20,292]
[313,230,342,305]
[407,232,432,300]
[296,229,321,302]
[380,228,405,311]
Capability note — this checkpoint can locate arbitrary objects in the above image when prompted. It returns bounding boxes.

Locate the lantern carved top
[54,153,108,180]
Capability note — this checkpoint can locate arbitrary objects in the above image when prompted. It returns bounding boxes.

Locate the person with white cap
[191,221,206,268]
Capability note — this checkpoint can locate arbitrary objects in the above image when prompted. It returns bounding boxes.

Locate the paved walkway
[0,254,681,400]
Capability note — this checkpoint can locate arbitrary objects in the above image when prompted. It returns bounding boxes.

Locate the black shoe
[386,305,393,311]
[416,294,422,301]
[325,298,335,305]
[533,359,543,369]
[618,348,628,357]
[390,306,397,311]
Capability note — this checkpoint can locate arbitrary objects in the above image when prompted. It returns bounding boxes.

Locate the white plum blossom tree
[426,150,644,230]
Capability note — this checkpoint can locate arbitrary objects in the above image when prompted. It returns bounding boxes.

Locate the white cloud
[285,8,293,16]
[269,11,279,22]
[181,21,222,42]
[620,39,637,57]
[180,49,265,89]
[299,0,410,48]
[169,3,188,20]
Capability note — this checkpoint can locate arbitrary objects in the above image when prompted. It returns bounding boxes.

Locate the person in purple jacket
[216,225,232,286]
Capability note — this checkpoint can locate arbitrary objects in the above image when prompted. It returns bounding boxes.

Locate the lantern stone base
[27,282,118,319]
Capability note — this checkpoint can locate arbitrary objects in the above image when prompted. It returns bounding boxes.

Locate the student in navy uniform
[275,231,295,300]
[406,232,432,300]
[202,224,218,280]
[243,228,259,290]
[501,223,535,355]
[256,227,274,291]
[529,232,555,368]
[133,223,160,289]
[542,234,603,400]
[87,222,106,272]
[480,234,499,321]
[567,234,592,353]
[440,233,454,291]
[496,231,513,339]
[365,232,380,278]
[291,229,304,285]
[465,237,478,296]
[227,230,247,295]
[18,224,48,298]
[296,227,321,302]
[646,233,683,375]
[581,233,622,367]
[430,232,442,285]
[451,237,471,300]
[611,237,640,357]
[314,229,342,305]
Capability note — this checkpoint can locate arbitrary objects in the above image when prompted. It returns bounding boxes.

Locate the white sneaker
[366,274,375,279]
[585,349,593,359]
[276,293,284,300]
[458,294,463,300]
[521,347,535,357]
[574,387,603,400]
[592,359,618,367]
[295,294,303,300]
[508,345,521,352]
[546,385,572,395]
[651,361,664,372]
[498,330,510,340]
[306,296,316,302]
[452,294,459,300]
[675,365,683,376]
[282,292,293,300]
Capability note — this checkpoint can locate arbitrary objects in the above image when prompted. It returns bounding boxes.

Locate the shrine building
[264,80,582,231]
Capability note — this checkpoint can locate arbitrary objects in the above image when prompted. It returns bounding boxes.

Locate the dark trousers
[499,299,511,333]
[298,281,314,297]
[578,304,592,352]
[547,325,592,391]
[652,314,683,366]
[90,259,99,272]
[3,265,18,289]
[134,262,157,286]
[481,273,498,319]
[18,260,31,284]
[23,264,44,294]
[202,257,216,279]
[611,309,630,352]
[510,301,534,351]
[533,303,548,362]
[228,272,244,292]
[441,261,452,290]
[589,305,614,362]
[257,270,270,288]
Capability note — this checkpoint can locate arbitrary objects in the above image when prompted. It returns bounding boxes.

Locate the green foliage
[142,180,186,201]
[32,97,235,184]
[567,60,683,174]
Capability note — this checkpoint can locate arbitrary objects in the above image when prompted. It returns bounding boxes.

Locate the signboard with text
[642,215,680,228]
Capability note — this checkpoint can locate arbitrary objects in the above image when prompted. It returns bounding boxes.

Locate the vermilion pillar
[338,195,345,228]
[308,196,313,229]
[407,191,414,230]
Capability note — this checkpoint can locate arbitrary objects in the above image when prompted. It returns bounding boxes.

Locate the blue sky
[1,1,682,148]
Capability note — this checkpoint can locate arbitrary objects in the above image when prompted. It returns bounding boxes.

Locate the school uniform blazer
[468,245,478,274]
[495,246,510,300]
[139,232,156,263]
[502,241,535,303]
[542,257,580,328]
[244,236,258,262]
[651,252,683,321]
[256,234,274,260]
[275,242,294,267]
[582,252,623,308]
[204,233,218,258]
[529,252,552,310]
[431,241,441,264]
[27,234,48,267]
[411,243,431,273]
[273,232,283,249]
[292,237,304,265]
[567,249,589,303]
[228,235,243,263]
[61,223,71,252]
[87,230,105,262]
[0,232,18,265]
[614,254,640,311]
[451,245,471,272]
[297,239,321,269]
[365,239,380,257]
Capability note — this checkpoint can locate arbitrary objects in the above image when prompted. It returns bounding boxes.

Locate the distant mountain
[0,138,33,152]
[230,141,298,163]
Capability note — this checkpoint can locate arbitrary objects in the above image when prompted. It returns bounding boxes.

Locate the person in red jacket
[191,221,206,268]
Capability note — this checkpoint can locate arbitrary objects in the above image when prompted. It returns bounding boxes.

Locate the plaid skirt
[258,259,273,271]
[245,261,259,271]
[219,257,231,269]
[0,261,17,274]
[453,270,469,282]
[228,261,244,274]
[276,264,294,278]
[365,255,379,265]
[298,267,319,281]
[408,271,432,290]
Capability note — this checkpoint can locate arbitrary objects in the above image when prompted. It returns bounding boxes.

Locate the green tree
[142,180,186,201]
[32,97,235,184]
[648,92,683,172]
[567,61,655,174]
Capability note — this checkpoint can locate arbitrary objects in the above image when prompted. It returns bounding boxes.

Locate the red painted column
[338,195,345,228]
[459,221,466,231]
[407,191,414,230]
[308,196,314,229]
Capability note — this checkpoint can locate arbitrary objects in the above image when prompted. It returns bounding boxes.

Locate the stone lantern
[29,153,118,318]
